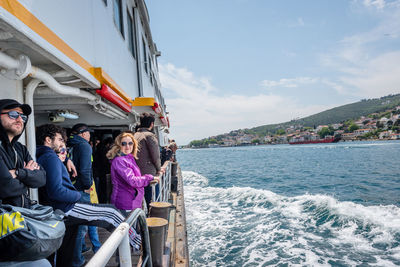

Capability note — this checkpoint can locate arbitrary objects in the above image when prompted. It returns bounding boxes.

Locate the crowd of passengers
[0,99,177,267]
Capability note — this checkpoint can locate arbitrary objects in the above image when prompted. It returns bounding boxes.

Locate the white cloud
[321,80,348,95]
[260,77,318,89]
[339,51,400,97]
[160,64,328,145]
[282,50,297,58]
[288,17,305,28]
[319,0,400,97]
[363,0,386,9]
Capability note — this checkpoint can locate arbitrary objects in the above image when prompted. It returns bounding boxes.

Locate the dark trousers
[54,225,79,267]
[144,184,159,210]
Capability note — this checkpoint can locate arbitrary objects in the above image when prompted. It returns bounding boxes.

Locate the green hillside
[248,94,400,136]
[189,94,400,146]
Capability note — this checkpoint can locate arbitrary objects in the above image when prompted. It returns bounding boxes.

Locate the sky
[146,0,400,145]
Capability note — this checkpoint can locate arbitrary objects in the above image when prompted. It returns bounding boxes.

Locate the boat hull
[289,137,340,145]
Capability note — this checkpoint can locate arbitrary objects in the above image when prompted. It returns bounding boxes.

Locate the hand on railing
[150,176,160,185]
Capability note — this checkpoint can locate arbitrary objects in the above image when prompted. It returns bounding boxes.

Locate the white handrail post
[151,184,156,202]
[163,169,167,201]
[159,173,164,201]
[118,233,132,267]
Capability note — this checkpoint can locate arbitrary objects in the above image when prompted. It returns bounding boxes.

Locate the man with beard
[0,99,46,206]
[0,99,49,266]
[36,124,81,212]
[36,124,141,267]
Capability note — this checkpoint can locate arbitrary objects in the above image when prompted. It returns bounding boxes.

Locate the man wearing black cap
[67,123,99,266]
[0,99,52,266]
[68,123,93,191]
[0,99,46,207]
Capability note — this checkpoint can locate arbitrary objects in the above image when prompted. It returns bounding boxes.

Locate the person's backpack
[0,203,66,261]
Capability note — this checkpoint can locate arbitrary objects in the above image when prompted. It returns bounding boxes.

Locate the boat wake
[183,171,400,267]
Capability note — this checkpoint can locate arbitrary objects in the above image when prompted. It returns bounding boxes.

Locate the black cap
[0,99,32,115]
[71,123,93,134]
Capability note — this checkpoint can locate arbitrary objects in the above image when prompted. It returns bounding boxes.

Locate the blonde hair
[106,132,138,160]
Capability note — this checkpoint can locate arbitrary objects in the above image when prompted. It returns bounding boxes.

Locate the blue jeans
[71,192,101,266]
[82,226,101,253]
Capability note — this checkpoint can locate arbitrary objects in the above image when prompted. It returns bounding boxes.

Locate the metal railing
[86,208,152,267]
[86,161,172,267]
[152,161,171,202]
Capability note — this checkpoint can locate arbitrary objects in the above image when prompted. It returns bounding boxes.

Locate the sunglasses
[121,141,134,147]
[1,111,28,122]
[58,147,67,154]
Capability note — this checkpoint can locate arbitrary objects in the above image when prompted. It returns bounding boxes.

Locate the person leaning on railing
[106,132,159,211]
[134,113,165,209]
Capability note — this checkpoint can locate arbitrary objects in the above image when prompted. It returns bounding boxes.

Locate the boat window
[148,51,152,84]
[143,38,148,74]
[113,0,124,38]
[149,54,152,73]
[127,9,136,59]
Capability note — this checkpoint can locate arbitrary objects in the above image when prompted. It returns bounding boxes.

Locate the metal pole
[118,233,132,267]
[25,79,41,202]
[146,217,168,267]
[25,79,41,160]
[152,184,156,202]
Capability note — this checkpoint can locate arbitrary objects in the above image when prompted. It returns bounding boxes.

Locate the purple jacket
[110,153,154,210]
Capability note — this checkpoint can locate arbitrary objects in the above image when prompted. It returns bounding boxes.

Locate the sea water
[178,141,400,267]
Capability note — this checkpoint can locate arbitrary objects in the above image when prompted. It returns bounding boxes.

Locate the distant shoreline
[183,138,399,149]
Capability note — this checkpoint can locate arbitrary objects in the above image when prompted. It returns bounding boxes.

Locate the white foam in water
[183,171,400,267]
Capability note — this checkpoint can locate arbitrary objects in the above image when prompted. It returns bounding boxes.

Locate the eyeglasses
[58,147,67,154]
[1,111,28,122]
[121,141,134,147]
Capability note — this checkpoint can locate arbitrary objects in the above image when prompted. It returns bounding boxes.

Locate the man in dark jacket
[67,123,93,191]
[0,99,46,207]
[0,99,50,266]
[67,123,100,266]
[36,126,81,212]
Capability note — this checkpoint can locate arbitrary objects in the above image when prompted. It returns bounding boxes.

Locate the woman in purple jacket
[106,132,159,210]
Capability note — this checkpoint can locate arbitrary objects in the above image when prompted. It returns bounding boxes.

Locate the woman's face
[57,144,67,162]
[120,136,134,155]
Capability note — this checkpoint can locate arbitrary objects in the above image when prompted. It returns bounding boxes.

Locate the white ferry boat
[0,0,188,266]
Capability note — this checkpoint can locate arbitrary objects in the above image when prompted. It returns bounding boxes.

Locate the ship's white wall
[0,76,23,100]
[0,76,26,145]
[17,0,158,100]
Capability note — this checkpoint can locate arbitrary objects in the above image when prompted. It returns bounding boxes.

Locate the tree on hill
[348,123,359,132]
[276,129,286,135]
[318,126,334,138]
